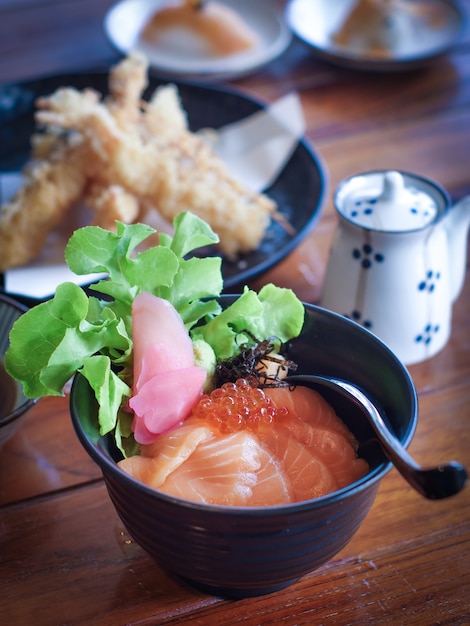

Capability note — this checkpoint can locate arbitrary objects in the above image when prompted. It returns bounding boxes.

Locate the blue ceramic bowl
[0,294,38,447]
[70,299,418,598]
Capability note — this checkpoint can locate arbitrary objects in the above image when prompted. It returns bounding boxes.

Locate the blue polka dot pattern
[418,269,441,293]
[415,323,440,345]
[346,189,435,227]
[352,244,385,269]
[349,198,378,219]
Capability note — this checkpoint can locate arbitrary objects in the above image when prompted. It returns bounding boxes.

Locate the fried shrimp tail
[0,135,89,271]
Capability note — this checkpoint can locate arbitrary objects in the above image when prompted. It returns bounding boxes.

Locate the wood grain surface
[0,1,469,624]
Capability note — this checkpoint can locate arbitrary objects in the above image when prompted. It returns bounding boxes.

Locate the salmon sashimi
[248,446,292,506]
[265,385,368,489]
[119,422,213,488]
[258,425,339,501]
[119,381,370,506]
[287,421,369,488]
[156,428,263,506]
[121,415,293,506]
[266,385,357,447]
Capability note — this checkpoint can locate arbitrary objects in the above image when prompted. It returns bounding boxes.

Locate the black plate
[0,71,326,297]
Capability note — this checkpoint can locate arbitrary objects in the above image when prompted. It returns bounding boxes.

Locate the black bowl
[0,293,38,447]
[70,299,417,598]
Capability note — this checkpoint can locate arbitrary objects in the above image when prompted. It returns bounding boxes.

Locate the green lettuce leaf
[191,285,305,361]
[5,282,130,397]
[5,211,305,458]
[80,355,131,436]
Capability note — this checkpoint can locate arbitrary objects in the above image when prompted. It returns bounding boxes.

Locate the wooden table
[1,1,469,624]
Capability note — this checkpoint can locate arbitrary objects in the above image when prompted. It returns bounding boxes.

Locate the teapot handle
[446,195,470,303]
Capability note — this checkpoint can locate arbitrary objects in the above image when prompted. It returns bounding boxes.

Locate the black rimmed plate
[286,0,467,72]
[0,71,326,303]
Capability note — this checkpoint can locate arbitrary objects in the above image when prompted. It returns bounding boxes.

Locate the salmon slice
[266,385,357,447]
[265,385,369,491]
[119,421,212,489]
[158,430,263,506]
[122,416,293,505]
[248,446,293,506]
[259,425,339,501]
[289,422,369,488]
[140,423,213,486]
[118,454,154,485]
[119,383,369,506]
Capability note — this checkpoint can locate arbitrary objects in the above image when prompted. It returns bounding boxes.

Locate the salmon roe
[192,377,288,434]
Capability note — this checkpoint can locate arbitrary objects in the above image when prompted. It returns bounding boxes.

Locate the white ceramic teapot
[321,170,470,365]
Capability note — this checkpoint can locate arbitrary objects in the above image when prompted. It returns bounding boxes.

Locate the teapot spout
[446,195,470,302]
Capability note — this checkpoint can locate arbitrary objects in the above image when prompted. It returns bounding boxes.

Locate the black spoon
[286,374,467,500]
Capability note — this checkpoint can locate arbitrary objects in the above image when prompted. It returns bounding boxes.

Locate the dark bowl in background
[0,293,38,447]
[70,299,418,598]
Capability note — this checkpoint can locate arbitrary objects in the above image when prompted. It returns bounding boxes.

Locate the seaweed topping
[215,332,297,388]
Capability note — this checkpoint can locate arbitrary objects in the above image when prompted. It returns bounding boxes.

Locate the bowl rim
[0,293,39,427]
[70,301,419,514]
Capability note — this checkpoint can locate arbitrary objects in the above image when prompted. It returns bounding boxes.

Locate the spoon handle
[287,374,467,499]
[333,379,421,470]
[330,378,468,499]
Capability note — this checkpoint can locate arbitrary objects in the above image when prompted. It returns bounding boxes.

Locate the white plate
[286,0,467,72]
[104,0,292,80]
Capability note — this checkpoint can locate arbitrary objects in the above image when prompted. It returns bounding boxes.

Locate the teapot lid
[335,170,448,232]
